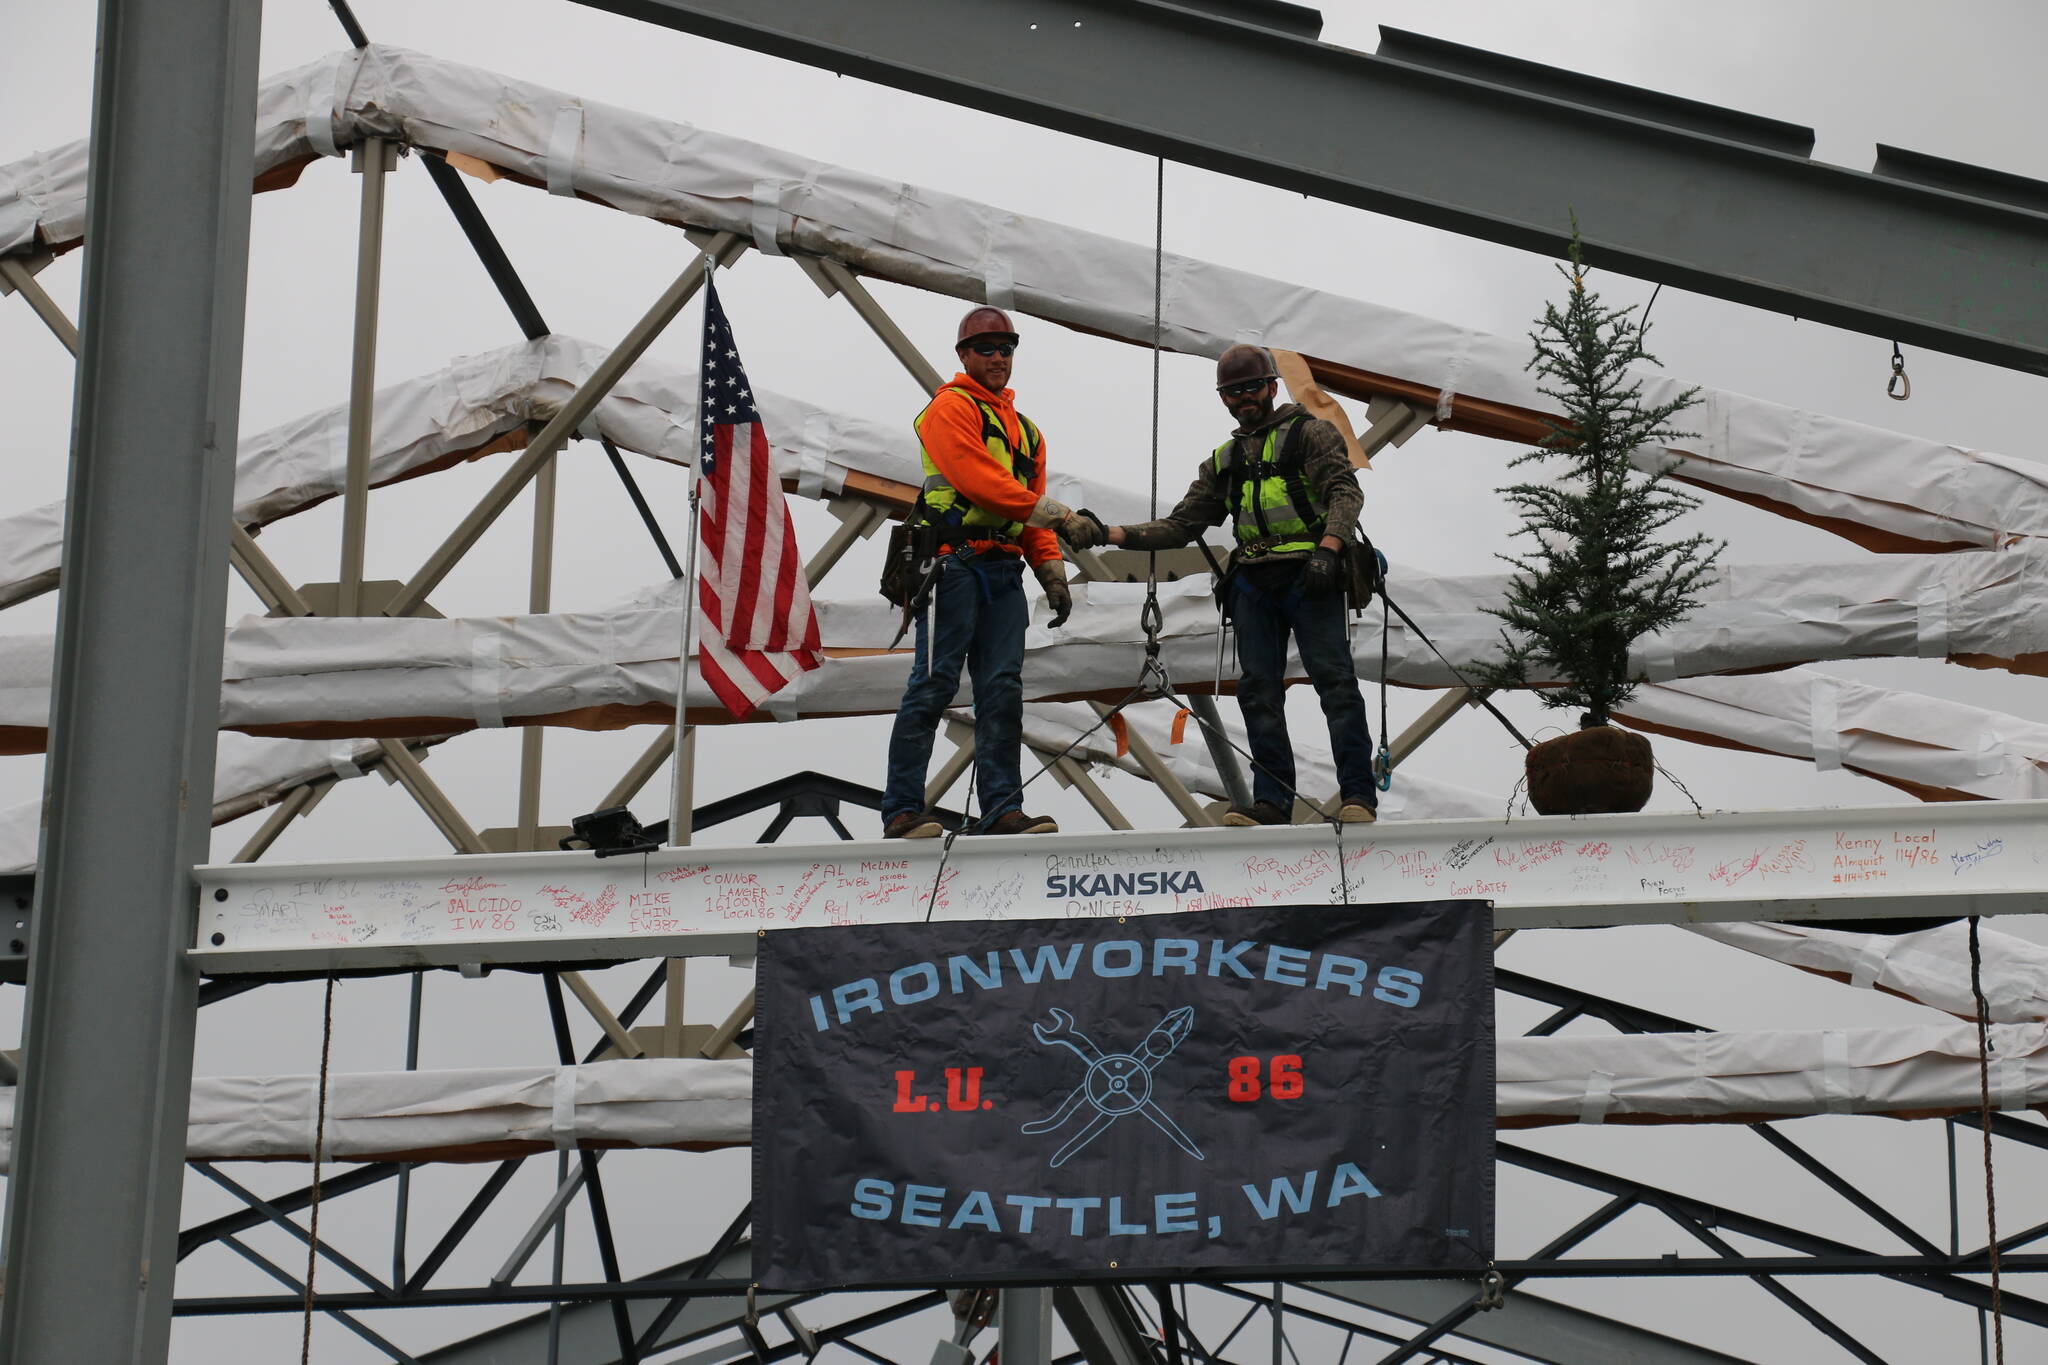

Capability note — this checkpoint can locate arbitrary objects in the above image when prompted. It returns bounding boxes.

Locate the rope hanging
[1968,916,2007,1364]
[299,974,338,1363]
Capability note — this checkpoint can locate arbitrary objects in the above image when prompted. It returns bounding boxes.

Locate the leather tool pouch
[879,517,940,607]
[1343,529,1386,612]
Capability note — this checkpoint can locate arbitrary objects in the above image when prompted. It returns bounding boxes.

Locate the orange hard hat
[956,305,1020,348]
[1216,343,1279,390]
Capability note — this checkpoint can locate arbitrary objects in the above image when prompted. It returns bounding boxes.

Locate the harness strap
[1222,414,1325,544]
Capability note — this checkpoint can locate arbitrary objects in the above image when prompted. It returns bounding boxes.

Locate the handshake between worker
[879,312,1377,842]
[1039,501,1345,599]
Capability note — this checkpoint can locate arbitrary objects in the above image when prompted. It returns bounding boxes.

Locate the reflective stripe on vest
[915,389,1042,536]
[1212,415,1323,555]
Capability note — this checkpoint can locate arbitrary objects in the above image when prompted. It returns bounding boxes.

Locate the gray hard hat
[1216,343,1279,389]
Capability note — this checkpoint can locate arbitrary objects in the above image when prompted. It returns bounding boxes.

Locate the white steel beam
[337,138,394,617]
[385,230,744,618]
[194,800,2048,974]
[0,253,81,355]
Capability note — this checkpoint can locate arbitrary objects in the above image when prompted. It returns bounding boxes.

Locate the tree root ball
[1526,726,1655,815]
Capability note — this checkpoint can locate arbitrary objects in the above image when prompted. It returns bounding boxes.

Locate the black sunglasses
[968,341,1017,357]
[1219,379,1272,399]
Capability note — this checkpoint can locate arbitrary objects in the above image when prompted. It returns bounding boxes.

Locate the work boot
[979,809,1059,835]
[1338,795,1379,824]
[883,811,944,839]
[1222,800,1290,827]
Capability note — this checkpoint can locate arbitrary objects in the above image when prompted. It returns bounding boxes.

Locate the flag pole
[668,257,712,847]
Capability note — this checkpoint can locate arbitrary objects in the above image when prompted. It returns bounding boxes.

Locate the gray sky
[3,1,2047,1360]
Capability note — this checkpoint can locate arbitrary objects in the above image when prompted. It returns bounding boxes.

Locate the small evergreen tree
[1474,230,1724,728]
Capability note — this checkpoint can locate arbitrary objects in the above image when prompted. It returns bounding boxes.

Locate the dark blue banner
[753,901,1493,1288]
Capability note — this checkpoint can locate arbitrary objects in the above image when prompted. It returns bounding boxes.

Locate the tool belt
[1228,532,1294,556]
[1214,529,1383,611]
[879,518,936,608]
[948,529,1020,550]
[880,510,1021,609]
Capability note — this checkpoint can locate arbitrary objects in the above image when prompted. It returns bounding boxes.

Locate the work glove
[1056,506,1108,550]
[1035,561,1074,628]
[1302,546,1342,596]
[1025,494,1074,529]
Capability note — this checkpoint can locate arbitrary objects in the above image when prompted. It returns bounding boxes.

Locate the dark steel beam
[1502,1143,2048,1326]
[191,1162,397,1298]
[405,1160,525,1292]
[1054,1285,1157,1365]
[216,1236,422,1364]
[178,1162,400,1261]
[1668,1213,1887,1365]
[1302,1277,1762,1365]
[174,1255,2048,1317]
[565,0,2048,375]
[0,2,262,1360]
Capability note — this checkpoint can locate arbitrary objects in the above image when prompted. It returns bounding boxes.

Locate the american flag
[693,277,821,719]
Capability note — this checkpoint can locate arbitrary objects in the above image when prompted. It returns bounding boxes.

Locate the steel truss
[6,4,2046,1361]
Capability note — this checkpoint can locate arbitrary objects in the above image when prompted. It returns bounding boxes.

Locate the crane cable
[1137,155,1169,699]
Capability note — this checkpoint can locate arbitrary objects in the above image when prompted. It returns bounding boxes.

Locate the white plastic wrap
[5,543,2048,752]
[5,1024,2033,1166]
[0,732,447,873]
[1498,1021,2048,1128]
[0,1058,754,1170]
[0,336,1161,610]
[1687,920,2048,1026]
[1621,666,2048,802]
[9,45,2048,552]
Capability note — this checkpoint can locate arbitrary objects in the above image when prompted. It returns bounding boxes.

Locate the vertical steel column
[668,724,698,846]
[338,137,392,617]
[1185,693,1251,810]
[1000,1288,1053,1365]
[1092,701,1216,826]
[0,3,261,1362]
[517,457,559,847]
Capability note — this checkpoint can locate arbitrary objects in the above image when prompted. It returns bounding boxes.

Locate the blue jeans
[883,551,1028,822]
[1229,566,1377,809]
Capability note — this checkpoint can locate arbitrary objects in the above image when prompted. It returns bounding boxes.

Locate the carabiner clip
[1373,741,1393,792]
[1887,343,1911,402]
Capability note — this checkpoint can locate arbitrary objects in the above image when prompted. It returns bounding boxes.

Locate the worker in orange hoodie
[881,306,1104,838]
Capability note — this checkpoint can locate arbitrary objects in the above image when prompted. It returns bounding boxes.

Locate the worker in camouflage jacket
[1067,344,1377,826]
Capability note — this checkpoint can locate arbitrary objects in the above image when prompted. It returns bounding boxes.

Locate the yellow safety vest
[915,389,1042,537]
[1212,413,1324,556]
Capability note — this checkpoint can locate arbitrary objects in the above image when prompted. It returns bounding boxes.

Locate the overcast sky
[4,2,2048,1360]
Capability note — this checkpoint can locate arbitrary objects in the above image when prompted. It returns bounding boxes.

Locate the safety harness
[915,389,1042,543]
[885,390,1042,645]
[1212,411,1324,559]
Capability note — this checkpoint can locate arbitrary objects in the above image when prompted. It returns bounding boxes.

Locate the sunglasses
[967,341,1017,357]
[1219,379,1272,399]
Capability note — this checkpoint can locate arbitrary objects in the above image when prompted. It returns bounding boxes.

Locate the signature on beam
[1952,839,2005,876]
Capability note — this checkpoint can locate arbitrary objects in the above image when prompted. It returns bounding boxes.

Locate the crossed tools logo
[1021,1005,1206,1168]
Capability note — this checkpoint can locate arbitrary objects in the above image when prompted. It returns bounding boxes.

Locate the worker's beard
[1233,398,1269,426]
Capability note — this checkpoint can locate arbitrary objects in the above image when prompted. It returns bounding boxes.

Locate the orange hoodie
[917,374,1061,568]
